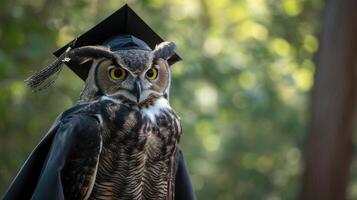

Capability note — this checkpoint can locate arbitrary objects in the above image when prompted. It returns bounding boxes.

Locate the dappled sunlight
[270,38,292,57]
[303,34,319,53]
[194,83,218,112]
[0,0,328,199]
[283,0,303,16]
[237,20,269,41]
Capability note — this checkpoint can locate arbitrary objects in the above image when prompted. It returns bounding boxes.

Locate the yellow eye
[146,67,158,80]
[109,67,127,81]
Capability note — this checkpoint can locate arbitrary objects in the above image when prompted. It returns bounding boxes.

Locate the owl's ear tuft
[69,46,115,64]
[153,41,176,61]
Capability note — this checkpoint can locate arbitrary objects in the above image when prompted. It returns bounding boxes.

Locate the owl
[3,5,195,200]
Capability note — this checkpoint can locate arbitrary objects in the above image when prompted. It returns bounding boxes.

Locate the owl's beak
[132,79,142,103]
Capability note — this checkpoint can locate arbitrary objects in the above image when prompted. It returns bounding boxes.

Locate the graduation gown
[2,104,195,200]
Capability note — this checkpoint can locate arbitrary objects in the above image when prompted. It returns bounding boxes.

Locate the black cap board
[54,4,181,81]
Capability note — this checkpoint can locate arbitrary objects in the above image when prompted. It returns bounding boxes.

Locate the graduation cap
[26,4,181,91]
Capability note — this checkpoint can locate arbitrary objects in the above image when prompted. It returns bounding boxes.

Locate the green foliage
[0,0,328,199]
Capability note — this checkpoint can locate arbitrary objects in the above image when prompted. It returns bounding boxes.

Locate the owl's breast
[89,99,181,199]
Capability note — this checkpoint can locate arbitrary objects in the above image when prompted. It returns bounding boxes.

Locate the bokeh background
[0,0,343,199]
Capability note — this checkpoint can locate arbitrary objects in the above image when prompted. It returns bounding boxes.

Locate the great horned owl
[62,36,182,200]
[3,5,195,200]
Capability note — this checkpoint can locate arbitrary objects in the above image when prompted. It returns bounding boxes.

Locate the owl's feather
[153,42,176,61]
[87,98,182,200]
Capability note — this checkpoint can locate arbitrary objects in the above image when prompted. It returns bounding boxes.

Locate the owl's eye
[146,67,158,80]
[108,66,127,81]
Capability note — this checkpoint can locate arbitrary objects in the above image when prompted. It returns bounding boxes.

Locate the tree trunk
[300,0,357,199]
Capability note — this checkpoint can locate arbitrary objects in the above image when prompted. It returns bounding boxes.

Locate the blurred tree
[300,0,357,199]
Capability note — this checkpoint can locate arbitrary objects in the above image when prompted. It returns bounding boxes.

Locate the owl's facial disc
[94,52,170,106]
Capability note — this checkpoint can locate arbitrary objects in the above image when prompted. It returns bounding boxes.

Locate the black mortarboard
[53,4,181,81]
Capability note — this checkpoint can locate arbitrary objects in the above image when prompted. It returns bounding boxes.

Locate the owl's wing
[3,107,102,200]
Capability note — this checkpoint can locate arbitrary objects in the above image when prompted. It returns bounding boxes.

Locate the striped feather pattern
[85,99,182,200]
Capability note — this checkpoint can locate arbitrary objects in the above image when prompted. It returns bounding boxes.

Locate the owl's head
[78,41,175,106]
[25,6,181,109]
[26,34,177,108]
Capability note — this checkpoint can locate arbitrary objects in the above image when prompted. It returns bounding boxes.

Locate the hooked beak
[132,79,142,103]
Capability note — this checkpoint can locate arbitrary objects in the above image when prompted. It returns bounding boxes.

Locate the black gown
[2,103,195,200]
